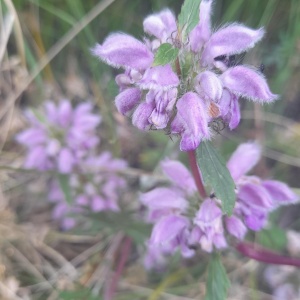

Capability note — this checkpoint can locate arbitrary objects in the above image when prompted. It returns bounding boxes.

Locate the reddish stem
[187,150,207,198]
[187,149,300,268]
[105,236,132,300]
[236,242,300,267]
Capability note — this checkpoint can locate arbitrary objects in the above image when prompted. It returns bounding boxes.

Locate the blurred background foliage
[1,0,300,299]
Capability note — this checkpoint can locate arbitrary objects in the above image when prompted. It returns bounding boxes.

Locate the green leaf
[178,0,201,38]
[153,43,179,66]
[196,141,236,215]
[205,253,230,300]
[58,174,72,205]
[258,227,287,251]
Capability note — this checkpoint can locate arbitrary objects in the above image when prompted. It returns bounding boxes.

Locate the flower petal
[225,216,247,239]
[92,33,154,70]
[132,102,154,130]
[221,66,278,102]
[227,142,261,181]
[161,159,196,194]
[189,0,213,52]
[58,100,73,127]
[143,9,177,42]
[176,92,210,151]
[262,180,299,206]
[195,199,222,226]
[202,24,265,66]
[228,93,241,129]
[115,88,141,116]
[140,187,188,212]
[194,71,223,102]
[138,64,180,91]
[58,148,75,173]
[238,183,273,210]
[150,215,189,246]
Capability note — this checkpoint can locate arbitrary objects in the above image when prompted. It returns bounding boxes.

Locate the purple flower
[227,142,299,231]
[141,143,298,268]
[93,1,277,151]
[191,199,227,252]
[17,100,128,230]
[16,100,101,172]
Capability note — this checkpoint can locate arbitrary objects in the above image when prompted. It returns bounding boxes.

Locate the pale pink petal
[221,66,278,102]
[92,33,154,70]
[202,24,265,66]
[227,142,261,181]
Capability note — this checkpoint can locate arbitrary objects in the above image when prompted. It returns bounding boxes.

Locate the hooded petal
[225,216,247,239]
[138,65,180,91]
[262,180,299,206]
[16,128,47,147]
[161,159,196,194]
[238,183,273,210]
[194,71,223,102]
[143,9,177,42]
[189,0,213,52]
[150,215,189,247]
[92,33,154,70]
[202,24,265,66]
[221,66,278,102]
[176,92,210,151]
[132,102,155,130]
[244,211,267,231]
[115,88,141,115]
[227,142,261,181]
[195,199,222,226]
[140,187,188,212]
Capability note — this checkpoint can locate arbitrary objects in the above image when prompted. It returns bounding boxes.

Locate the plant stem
[105,236,132,300]
[236,242,300,267]
[187,150,207,198]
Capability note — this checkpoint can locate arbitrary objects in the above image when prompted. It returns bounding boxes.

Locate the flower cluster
[140,142,298,268]
[17,100,128,229]
[16,100,101,173]
[93,0,277,151]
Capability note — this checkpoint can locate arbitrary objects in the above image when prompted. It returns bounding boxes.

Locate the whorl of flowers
[92,0,277,151]
[140,142,298,269]
[16,99,128,229]
[16,100,101,173]
[48,152,127,230]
